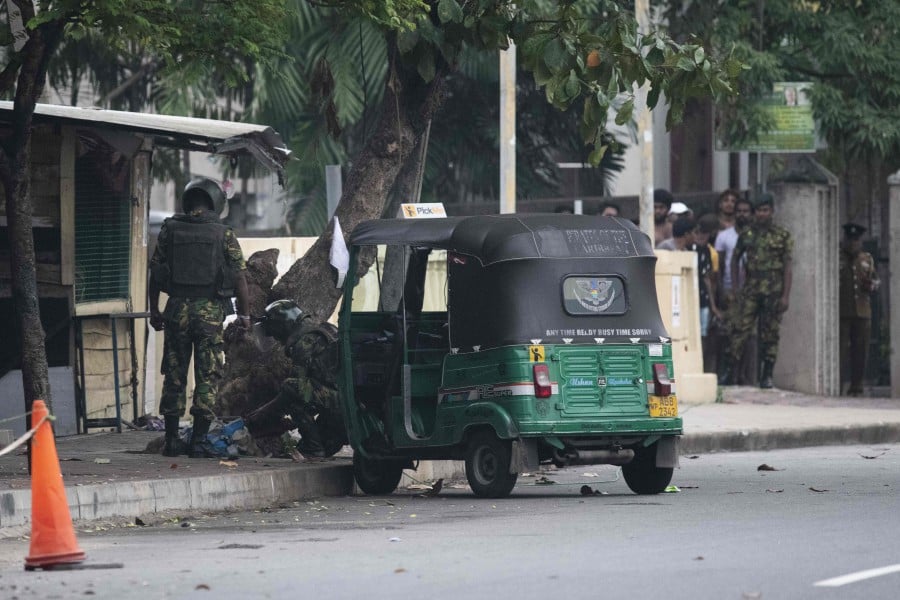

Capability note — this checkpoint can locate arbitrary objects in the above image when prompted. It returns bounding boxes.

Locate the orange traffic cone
[24,400,85,571]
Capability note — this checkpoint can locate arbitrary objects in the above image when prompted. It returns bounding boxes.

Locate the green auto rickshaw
[337,214,681,498]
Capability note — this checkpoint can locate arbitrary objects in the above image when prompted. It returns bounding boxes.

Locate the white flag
[329,216,350,288]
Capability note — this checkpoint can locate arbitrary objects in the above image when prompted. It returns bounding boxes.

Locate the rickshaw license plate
[649,395,678,417]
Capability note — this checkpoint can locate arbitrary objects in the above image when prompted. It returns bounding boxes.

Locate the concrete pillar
[888,171,900,397]
[768,156,839,395]
[655,250,717,403]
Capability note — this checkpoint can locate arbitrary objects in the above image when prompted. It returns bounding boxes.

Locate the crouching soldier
[246,300,345,458]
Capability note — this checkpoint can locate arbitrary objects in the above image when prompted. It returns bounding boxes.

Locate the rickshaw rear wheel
[622,442,673,494]
[353,454,405,495]
[465,430,517,498]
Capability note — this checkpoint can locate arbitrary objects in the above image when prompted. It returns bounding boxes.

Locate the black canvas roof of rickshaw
[349,214,654,265]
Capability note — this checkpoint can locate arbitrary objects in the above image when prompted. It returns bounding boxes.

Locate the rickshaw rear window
[562,276,626,316]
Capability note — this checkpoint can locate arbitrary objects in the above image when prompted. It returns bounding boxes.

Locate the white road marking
[814,564,900,587]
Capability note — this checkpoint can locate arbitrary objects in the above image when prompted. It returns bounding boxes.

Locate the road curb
[0,462,354,533]
[681,422,900,455]
[4,423,899,534]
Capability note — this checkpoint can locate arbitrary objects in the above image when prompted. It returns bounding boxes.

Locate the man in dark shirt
[839,223,879,395]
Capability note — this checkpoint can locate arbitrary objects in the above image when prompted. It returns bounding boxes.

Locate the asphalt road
[1,444,899,599]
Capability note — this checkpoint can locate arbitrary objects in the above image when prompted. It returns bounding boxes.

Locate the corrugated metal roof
[0,101,292,174]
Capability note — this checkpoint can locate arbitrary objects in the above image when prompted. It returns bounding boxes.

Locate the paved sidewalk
[1,386,898,533]
[681,386,900,453]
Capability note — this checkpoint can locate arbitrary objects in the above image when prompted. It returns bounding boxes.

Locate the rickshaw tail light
[533,364,552,398]
[652,363,671,396]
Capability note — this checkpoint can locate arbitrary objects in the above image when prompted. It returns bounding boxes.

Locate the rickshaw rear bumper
[516,416,683,437]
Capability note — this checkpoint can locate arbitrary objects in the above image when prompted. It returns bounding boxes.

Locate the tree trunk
[271,45,446,321]
[224,42,448,424]
[0,18,64,418]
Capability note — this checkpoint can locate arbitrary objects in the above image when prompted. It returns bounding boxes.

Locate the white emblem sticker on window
[562,276,626,315]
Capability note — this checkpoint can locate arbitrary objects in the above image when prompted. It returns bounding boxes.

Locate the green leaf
[596,89,610,109]
[614,98,634,126]
[676,56,695,72]
[647,85,661,110]
[437,0,464,24]
[544,77,560,104]
[563,70,580,101]
[543,38,568,71]
[606,69,619,95]
[618,16,637,51]
[522,32,553,61]
[646,47,664,67]
[532,61,552,86]
[579,120,597,145]
[694,47,706,64]
[587,145,608,166]
[583,95,597,125]
[724,57,744,79]
[397,30,420,54]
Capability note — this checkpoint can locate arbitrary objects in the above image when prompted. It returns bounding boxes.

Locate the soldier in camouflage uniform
[839,223,880,396]
[149,177,251,457]
[246,300,344,458]
[728,194,793,389]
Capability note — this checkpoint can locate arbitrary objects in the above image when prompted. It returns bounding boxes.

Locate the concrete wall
[768,157,840,395]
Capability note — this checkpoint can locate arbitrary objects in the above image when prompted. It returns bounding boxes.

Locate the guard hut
[0,103,290,436]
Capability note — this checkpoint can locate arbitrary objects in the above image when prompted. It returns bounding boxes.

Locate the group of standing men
[655,188,879,393]
[716,190,793,389]
[655,188,792,389]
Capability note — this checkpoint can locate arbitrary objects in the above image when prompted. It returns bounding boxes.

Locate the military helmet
[181,177,227,215]
[262,299,307,343]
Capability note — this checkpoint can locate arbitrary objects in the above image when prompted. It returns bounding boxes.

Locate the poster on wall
[719,82,817,153]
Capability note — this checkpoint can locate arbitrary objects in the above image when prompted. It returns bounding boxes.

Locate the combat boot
[719,361,739,387]
[760,361,774,389]
[188,416,216,458]
[293,412,326,458]
[162,415,182,457]
[717,358,733,386]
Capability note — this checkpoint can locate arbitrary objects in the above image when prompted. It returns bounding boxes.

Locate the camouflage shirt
[734,223,793,279]
[287,323,338,387]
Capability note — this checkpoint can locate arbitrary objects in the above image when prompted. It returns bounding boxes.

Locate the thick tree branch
[98,60,159,106]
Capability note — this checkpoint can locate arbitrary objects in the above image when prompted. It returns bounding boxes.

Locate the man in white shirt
[716,196,754,385]
[716,197,753,299]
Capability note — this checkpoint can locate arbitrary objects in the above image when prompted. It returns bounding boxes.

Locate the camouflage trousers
[283,377,341,433]
[728,277,785,366]
[251,377,343,443]
[159,297,225,419]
